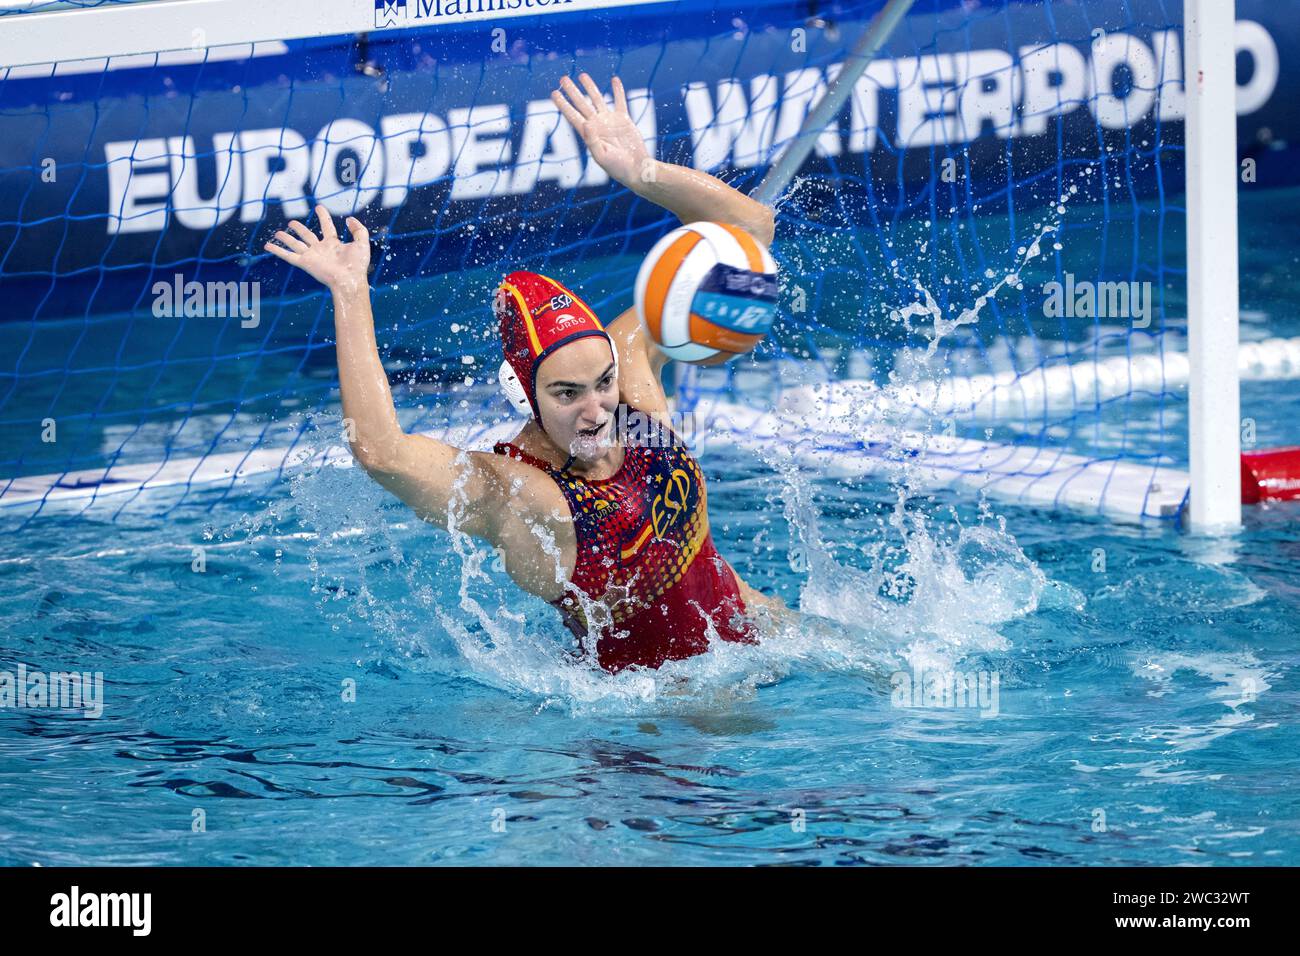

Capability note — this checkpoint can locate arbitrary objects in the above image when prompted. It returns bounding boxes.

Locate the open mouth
[577,421,607,439]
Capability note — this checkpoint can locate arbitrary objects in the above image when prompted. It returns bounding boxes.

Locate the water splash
[260,175,1094,715]
[759,441,1045,678]
[745,181,1092,680]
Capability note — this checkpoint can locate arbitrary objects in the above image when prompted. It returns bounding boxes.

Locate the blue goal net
[0,0,1293,522]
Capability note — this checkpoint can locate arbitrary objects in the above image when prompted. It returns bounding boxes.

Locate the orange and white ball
[634,221,779,364]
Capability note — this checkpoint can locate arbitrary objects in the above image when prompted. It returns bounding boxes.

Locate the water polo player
[264,73,788,672]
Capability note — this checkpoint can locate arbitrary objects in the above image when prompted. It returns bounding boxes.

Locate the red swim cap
[495,271,614,420]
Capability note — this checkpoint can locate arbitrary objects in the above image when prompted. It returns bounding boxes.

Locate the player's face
[535,337,620,462]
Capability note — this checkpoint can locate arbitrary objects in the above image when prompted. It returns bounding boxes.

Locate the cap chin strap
[498,337,619,418]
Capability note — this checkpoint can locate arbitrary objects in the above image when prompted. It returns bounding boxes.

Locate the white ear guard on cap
[498,360,533,416]
[498,334,619,418]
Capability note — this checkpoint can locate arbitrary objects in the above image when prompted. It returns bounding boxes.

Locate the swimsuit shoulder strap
[492,440,557,474]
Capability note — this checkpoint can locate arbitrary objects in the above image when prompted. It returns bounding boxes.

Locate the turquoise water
[1,446,1298,865]
[2,189,1300,866]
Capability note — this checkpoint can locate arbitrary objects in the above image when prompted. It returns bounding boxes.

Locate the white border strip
[0,405,1189,522]
[692,399,1189,521]
[0,419,519,511]
[3,40,288,79]
[774,336,1300,423]
[0,0,674,70]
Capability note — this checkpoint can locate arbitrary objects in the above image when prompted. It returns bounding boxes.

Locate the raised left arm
[631,160,775,247]
[552,73,777,419]
[552,73,776,246]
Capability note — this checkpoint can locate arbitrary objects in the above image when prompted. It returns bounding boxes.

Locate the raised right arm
[264,206,527,545]
[327,276,500,538]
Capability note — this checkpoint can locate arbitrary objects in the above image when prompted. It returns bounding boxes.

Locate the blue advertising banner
[0,0,1294,320]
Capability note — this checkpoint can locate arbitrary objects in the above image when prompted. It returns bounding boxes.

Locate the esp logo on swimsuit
[650,468,693,539]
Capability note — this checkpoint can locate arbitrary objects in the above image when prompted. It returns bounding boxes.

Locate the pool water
[2,186,1300,867]
[1,443,1298,866]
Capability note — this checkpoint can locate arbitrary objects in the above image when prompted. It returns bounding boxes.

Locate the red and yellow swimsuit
[493,411,758,672]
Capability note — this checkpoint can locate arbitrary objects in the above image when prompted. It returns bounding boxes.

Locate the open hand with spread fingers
[263,203,371,292]
[551,73,652,189]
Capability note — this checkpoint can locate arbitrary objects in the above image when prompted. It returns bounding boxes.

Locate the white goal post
[1183,0,1243,531]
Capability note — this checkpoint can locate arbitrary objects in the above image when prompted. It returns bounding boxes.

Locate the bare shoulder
[606,306,672,423]
[470,443,576,600]
[470,443,567,520]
